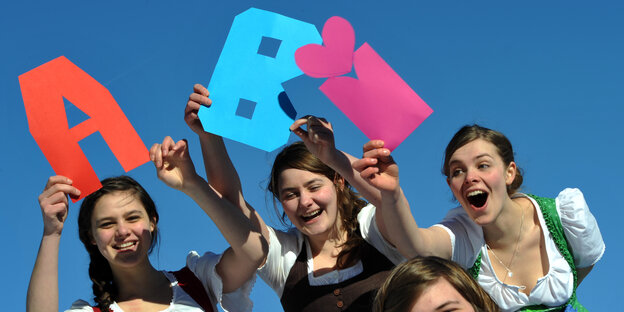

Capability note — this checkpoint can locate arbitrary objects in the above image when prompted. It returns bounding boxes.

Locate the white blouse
[257,203,405,297]
[66,251,255,312]
[435,188,605,312]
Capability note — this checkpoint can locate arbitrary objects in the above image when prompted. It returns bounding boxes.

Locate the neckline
[482,194,552,296]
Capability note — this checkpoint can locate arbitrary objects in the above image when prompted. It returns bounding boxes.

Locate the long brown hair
[77,176,159,311]
[268,141,367,268]
[443,124,523,194]
[374,256,500,312]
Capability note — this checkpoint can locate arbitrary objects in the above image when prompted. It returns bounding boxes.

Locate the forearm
[27,234,61,312]
[324,149,383,207]
[183,179,268,266]
[197,133,244,206]
[379,188,448,259]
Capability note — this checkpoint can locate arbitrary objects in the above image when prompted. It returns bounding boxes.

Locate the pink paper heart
[295,16,355,78]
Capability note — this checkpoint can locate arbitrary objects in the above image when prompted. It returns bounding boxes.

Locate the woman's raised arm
[27,176,80,312]
[150,137,268,293]
[352,140,452,260]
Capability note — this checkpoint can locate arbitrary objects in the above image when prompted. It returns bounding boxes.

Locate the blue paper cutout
[199,7,322,152]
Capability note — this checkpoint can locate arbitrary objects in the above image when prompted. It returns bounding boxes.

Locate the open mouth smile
[113,241,137,252]
[466,190,488,209]
[301,209,323,222]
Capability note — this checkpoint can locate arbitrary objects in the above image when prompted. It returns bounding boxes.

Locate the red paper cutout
[19,56,149,201]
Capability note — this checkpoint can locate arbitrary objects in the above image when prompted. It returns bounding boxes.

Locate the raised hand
[184,84,212,135]
[150,136,200,191]
[38,176,80,236]
[352,140,400,193]
[290,115,338,164]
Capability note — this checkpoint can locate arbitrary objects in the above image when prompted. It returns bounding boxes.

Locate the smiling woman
[26,136,268,312]
[354,124,605,312]
[184,84,405,311]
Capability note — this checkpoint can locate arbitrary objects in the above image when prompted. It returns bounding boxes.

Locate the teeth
[303,210,320,217]
[117,242,135,249]
[467,190,484,197]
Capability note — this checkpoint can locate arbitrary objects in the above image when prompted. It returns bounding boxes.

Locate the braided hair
[77,176,159,311]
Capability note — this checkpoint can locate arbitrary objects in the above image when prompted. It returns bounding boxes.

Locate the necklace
[486,204,525,280]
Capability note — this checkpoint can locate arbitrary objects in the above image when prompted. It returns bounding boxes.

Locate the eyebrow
[95,209,144,224]
[435,300,460,310]
[279,178,325,194]
[449,153,494,166]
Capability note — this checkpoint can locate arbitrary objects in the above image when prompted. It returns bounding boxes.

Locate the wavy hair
[268,142,367,269]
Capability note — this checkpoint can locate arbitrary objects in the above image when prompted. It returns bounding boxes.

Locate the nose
[464,169,480,185]
[299,191,314,208]
[115,222,130,238]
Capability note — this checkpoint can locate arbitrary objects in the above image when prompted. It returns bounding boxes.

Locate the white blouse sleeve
[555,188,605,268]
[64,300,94,312]
[434,207,484,269]
[357,203,405,265]
[256,226,303,297]
[186,250,255,312]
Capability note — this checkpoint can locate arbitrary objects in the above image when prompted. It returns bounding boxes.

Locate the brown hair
[77,176,159,311]
[268,141,367,269]
[442,124,523,194]
[374,256,500,312]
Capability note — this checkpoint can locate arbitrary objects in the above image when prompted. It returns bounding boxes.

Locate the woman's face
[90,191,155,269]
[446,139,516,225]
[410,277,475,312]
[277,168,340,240]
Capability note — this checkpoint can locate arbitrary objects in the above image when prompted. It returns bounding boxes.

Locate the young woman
[353,125,605,311]
[184,84,404,311]
[27,137,266,312]
[374,256,499,312]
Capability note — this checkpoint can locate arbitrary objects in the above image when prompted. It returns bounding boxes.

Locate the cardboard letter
[199,8,322,152]
[19,56,149,201]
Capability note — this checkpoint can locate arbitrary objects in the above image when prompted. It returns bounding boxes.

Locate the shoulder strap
[172,266,215,312]
[520,194,586,312]
[468,251,482,280]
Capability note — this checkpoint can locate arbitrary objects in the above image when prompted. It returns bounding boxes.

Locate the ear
[149,216,157,233]
[446,177,451,187]
[333,175,345,191]
[505,161,517,185]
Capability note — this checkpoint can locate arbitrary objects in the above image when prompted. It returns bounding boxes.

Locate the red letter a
[19,56,149,201]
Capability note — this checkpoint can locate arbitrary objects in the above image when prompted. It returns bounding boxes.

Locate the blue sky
[2,1,622,311]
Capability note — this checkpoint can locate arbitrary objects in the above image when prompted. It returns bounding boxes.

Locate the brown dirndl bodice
[280,240,395,312]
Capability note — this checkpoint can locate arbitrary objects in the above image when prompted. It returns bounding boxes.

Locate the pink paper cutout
[295,16,355,78]
[320,43,433,151]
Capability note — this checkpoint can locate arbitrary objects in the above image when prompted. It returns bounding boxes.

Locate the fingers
[172,138,188,154]
[149,143,163,168]
[362,140,385,153]
[39,176,80,224]
[40,176,80,199]
[352,157,378,173]
[290,115,334,144]
[160,136,176,157]
[189,92,211,107]
[193,83,210,97]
